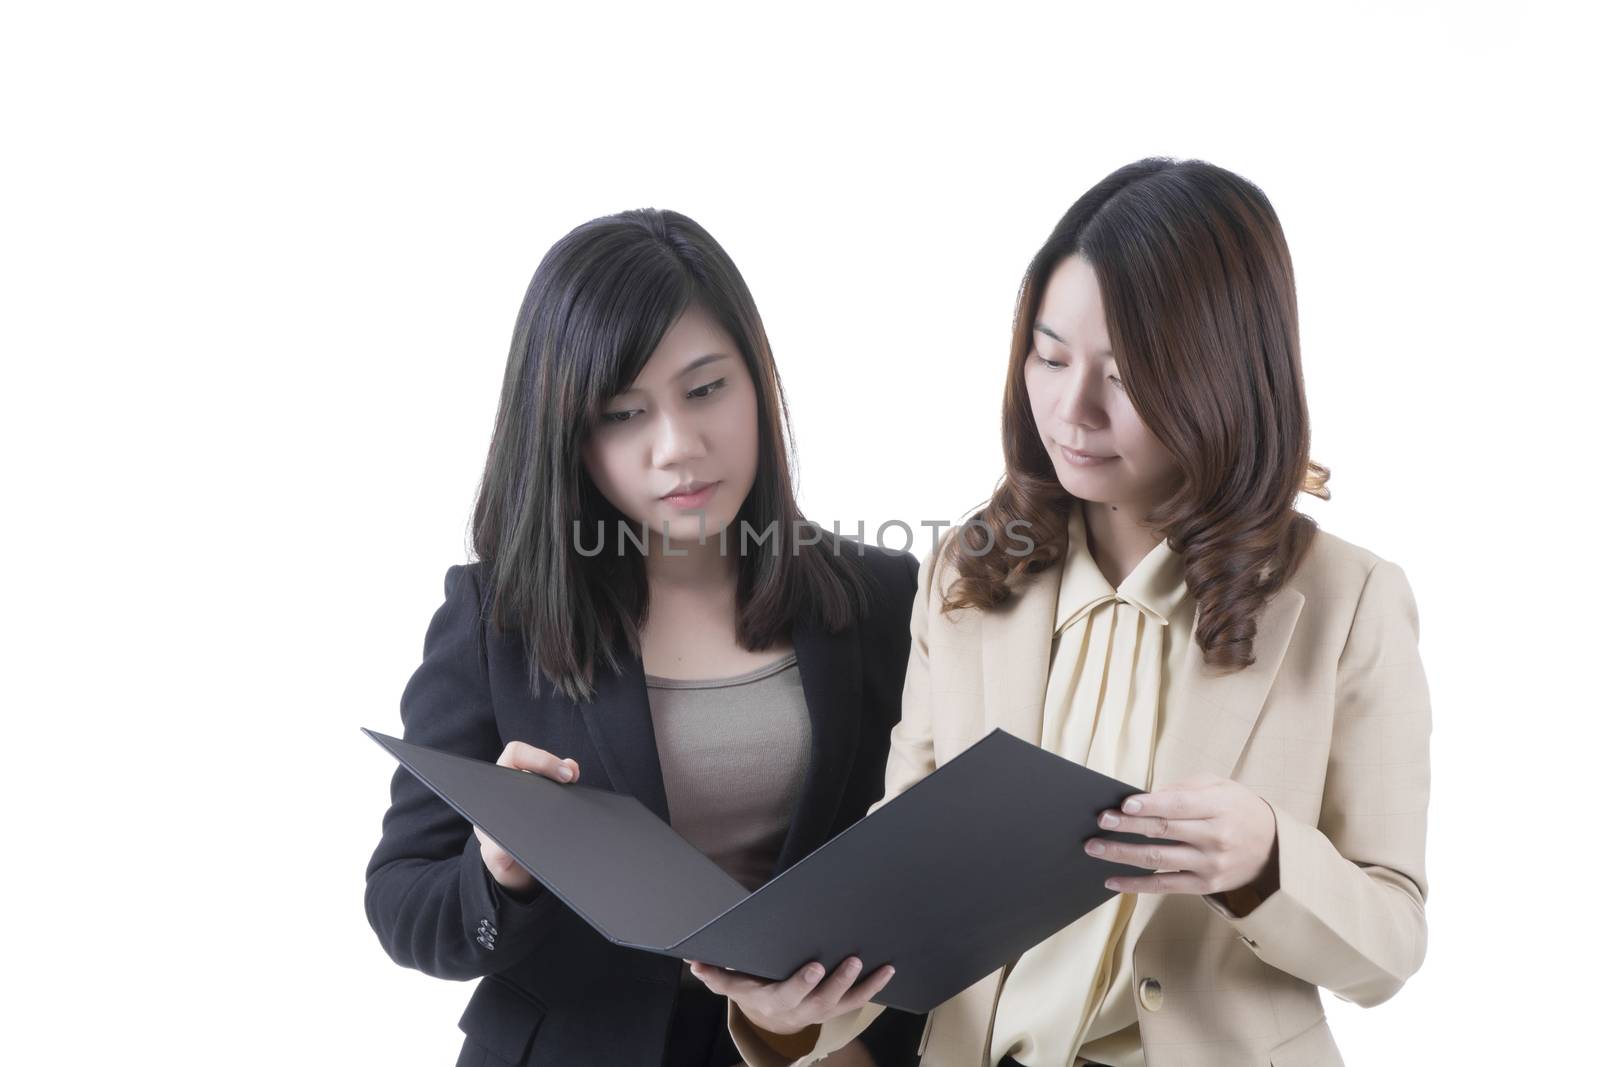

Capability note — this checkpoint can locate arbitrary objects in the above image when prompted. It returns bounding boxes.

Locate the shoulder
[431,561,501,654]
[440,560,492,618]
[788,525,920,640]
[848,539,921,616]
[1283,520,1419,623]
[854,538,921,586]
[446,559,487,591]
[1285,522,1381,590]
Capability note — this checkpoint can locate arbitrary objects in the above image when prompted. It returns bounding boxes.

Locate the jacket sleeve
[1202,557,1432,1006]
[729,539,947,1067]
[364,562,562,981]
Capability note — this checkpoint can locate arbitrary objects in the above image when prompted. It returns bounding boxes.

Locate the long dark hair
[943,157,1330,672]
[470,209,871,702]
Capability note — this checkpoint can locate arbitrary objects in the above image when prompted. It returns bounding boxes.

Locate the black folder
[363,725,1170,1014]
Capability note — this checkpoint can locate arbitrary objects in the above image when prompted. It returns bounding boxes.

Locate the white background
[4,1,1596,1063]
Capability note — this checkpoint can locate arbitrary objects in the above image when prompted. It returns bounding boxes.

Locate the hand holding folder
[363,725,1174,1014]
[473,741,584,899]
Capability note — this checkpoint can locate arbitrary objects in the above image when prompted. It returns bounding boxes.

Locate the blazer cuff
[1199,798,1423,1004]
[1201,800,1282,922]
[1201,797,1312,938]
[458,834,559,964]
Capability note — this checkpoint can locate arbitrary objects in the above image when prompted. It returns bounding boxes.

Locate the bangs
[568,251,696,422]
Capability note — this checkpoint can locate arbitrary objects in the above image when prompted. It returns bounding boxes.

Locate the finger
[1085,837,1207,872]
[686,963,734,996]
[803,956,865,1012]
[474,825,506,856]
[834,963,896,1014]
[1120,784,1222,819]
[1104,870,1212,895]
[498,741,580,782]
[687,962,781,1001]
[768,960,828,1012]
[1095,810,1209,843]
[691,966,812,1004]
[505,749,578,782]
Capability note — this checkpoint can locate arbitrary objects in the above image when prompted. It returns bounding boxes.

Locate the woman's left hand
[1083,774,1278,896]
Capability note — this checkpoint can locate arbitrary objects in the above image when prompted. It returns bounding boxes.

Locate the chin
[654,510,736,544]
[1054,471,1156,514]
[1052,465,1114,500]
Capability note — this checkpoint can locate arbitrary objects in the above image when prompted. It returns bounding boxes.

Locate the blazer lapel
[579,650,672,823]
[981,558,1064,747]
[976,554,1307,789]
[1150,585,1306,788]
[773,618,862,873]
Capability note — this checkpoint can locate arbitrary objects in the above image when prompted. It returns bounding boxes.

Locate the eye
[600,408,642,425]
[1109,375,1123,389]
[1033,349,1066,371]
[686,377,727,400]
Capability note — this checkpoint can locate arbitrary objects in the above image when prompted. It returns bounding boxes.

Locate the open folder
[364,725,1169,1014]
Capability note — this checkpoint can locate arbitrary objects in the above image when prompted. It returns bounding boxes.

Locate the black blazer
[365,543,927,1066]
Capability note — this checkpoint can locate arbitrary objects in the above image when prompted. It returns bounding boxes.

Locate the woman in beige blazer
[691,157,1431,1067]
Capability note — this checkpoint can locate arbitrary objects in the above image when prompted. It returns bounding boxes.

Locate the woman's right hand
[474,740,581,896]
[687,955,895,1038]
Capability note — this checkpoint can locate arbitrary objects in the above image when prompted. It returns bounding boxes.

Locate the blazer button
[1137,977,1164,1012]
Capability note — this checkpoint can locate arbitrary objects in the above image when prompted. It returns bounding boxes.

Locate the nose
[1050,363,1106,434]
[651,407,708,468]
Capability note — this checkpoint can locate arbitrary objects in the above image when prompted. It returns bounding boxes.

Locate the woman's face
[582,303,760,546]
[1023,254,1181,511]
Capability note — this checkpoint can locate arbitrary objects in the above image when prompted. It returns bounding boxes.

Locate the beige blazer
[731,522,1431,1067]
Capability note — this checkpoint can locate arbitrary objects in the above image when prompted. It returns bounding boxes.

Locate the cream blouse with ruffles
[989,497,1194,1067]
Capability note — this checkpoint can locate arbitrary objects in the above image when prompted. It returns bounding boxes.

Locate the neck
[642,525,740,594]
[1080,498,1165,589]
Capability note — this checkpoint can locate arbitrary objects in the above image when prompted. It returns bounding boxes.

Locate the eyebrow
[1033,323,1113,359]
[613,353,731,395]
[673,353,730,380]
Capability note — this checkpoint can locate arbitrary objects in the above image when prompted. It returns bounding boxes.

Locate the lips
[1057,443,1117,467]
[660,480,721,509]
[1060,443,1114,460]
[660,480,716,500]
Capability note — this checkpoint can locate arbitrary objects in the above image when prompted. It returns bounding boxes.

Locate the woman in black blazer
[364,209,925,1067]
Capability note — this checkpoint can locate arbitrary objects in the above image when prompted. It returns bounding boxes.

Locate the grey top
[645,651,810,989]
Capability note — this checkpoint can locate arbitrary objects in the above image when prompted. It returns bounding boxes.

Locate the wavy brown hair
[942,157,1331,672]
